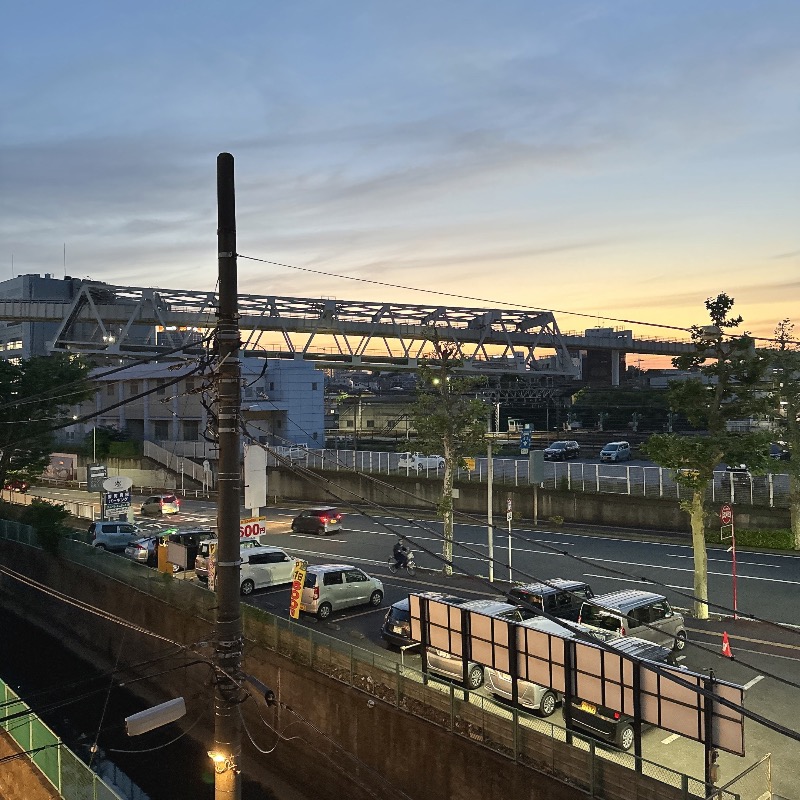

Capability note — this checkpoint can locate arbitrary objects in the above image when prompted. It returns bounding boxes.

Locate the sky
[2,1,799,349]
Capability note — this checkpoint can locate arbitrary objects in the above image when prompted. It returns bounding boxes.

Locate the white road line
[289,534,347,543]
[743,675,765,691]
[333,606,387,621]
[675,655,686,662]
[661,734,681,744]
[666,554,778,568]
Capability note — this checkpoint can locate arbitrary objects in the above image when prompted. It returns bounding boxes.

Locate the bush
[109,440,141,457]
[549,515,564,526]
[704,527,795,550]
[20,500,71,554]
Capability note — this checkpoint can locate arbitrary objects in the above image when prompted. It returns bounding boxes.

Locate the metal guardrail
[0,521,758,800]
[266,448,791,508]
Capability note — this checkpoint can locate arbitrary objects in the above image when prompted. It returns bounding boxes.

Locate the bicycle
[387,553,417,577]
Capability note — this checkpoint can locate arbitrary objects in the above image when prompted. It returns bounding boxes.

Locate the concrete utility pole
[212,152,243,800]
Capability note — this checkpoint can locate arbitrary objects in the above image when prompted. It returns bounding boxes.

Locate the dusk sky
[2,1,799,346]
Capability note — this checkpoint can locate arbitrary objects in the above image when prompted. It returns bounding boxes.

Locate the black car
[506,579,594,622]
[770,442,791,461]
[543,440,580,461]
[290,506,344,535]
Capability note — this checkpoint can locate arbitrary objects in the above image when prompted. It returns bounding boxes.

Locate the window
[107,384,115,396]
[366,420,375,428]
[345,420,354,428]
[276,420,282,429]
[269,382,275,391]
[185,378,195,392]
[323,571,344,586]
[156,380,166,396]
[130,381,140,396]
[651,602,671,621]
[311,382,318,390]
[345,570,367,583]
[182,420,199,440]
[153,420,170,440]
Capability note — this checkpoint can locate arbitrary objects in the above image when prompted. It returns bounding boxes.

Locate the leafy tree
[21,499,73,553]
[643,294,770,619]
[765,320,800,549]
[411,338,486,575]
[0,354,95,488]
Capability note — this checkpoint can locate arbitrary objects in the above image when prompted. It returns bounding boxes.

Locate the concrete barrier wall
[0,537,695,800]
[268,468,789,532]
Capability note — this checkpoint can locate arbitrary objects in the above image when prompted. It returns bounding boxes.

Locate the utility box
[157,541,171,574]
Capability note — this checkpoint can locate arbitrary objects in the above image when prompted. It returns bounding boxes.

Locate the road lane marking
[686,629,800,652]
[661,734,681,744]
[666,554,778,568]
[334,607,388,621]
[743,676,764,691]
[289,534,347,543]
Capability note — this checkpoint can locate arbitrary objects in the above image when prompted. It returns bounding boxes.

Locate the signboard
[208,542,217,592]
[104,489,132,518]
[243,445,267,511]
[720,504,733,526]
[87,464,107,493]
[103,475,133,492]
[240,516,266,540]
[288,559,307,619]
[520,430,531,455]
[463,457,476,471]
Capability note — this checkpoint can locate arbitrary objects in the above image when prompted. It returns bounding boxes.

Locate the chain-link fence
[0,677,138,800]
[266,448,790,508]
[705,753,772,800]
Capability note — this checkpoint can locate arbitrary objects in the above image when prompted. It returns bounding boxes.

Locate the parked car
[770,442,790,461]
[195,537,263,582]
[506,579,594,622]
[380,593,466,650]
[578,590,687,651]
[543,441,580,461]
[239,546,295,595]
[88,521,143,552]
[425,600,538,689]
[300,564,383,620]
[485,618,620,717]
[3,478,29,493]
[565,636,681,750]
[290,506,344,535]
[165,528,215,571]
[599,441,631,463]
[124,535,166,566]
[141,494,181,515]
[397,452,446,471]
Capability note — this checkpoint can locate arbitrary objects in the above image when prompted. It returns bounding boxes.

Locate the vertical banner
[289,559,307,619]
[208,542,218,592]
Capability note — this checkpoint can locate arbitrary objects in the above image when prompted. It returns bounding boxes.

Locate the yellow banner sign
[240,516,266,539]
[463,457,476,471]
[288,559,307,619]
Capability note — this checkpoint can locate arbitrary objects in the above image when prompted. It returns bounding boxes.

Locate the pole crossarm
[0,281,695,374]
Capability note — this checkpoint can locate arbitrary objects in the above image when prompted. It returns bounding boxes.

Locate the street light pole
[212,153,243,800]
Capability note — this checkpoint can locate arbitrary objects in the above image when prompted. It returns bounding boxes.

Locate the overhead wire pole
[213,152,243,800]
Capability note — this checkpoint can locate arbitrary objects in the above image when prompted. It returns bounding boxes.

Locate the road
[32,487,800,798]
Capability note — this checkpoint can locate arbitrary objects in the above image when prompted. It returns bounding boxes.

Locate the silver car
[485,619,620,716]
[425,600,535,689]
[300,564,383,620]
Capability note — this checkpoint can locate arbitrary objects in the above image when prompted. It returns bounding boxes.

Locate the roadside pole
[213,152,243,800]
[487,439,494,582]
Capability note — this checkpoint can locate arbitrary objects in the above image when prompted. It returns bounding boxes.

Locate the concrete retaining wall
[268,468,789,532]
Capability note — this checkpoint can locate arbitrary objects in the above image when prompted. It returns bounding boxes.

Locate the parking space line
[334,607,387,621]
[743,675,764,691]
[661,734,681,744]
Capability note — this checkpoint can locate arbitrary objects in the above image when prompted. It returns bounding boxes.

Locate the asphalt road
[30,487,800,798]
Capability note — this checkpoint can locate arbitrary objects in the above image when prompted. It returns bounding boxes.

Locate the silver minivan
[425,600,536,689]
[239,546,295,595]
[485,618,620,716]
[599,441,631,463]
[300,564,384,620]
[578,590,687,651]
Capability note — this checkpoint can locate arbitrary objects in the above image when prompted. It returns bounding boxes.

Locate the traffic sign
[720,504,733,526]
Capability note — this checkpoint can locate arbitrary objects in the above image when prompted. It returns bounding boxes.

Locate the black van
[506,579,594,622]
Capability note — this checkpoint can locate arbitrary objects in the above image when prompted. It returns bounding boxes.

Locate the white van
[239,546,295,596]
[398,452,445,471]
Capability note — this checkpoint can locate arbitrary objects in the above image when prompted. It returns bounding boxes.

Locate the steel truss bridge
[0,281,693,378]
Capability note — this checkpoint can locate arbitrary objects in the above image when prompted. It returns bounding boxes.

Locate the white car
[398,452,445,471]
[239,546,296,596]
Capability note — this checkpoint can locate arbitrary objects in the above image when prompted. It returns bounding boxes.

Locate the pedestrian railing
[266,448,790,508]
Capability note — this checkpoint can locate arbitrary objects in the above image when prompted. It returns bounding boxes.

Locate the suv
[543,441,580,461]
[195,537,263,582]
[239,546,295,595]
[599,441,631,463]
[507,579,594,622]
[485,618,620,717]
[300,564,383,620]
[141,494,181,515]
[578,590,687,651]
[291,507,344,535]
[398,452,445,471]
[88,521,143,552]
[565,636,679,750]
[425,600,538,689]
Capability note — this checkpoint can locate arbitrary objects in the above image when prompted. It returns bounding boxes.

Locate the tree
[411,338,486,576]
[0,354,95,488]
[765,320,800,549]
[643,294,770,619]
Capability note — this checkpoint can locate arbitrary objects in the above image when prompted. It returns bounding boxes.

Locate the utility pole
[212,152,243,800]
[486,409,494,582]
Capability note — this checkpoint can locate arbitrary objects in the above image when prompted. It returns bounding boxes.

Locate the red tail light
[620,625,626,636]
[335,513,342,520]
[320,516,329,524]
[613,712,621,720]
[312,587,319,600]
